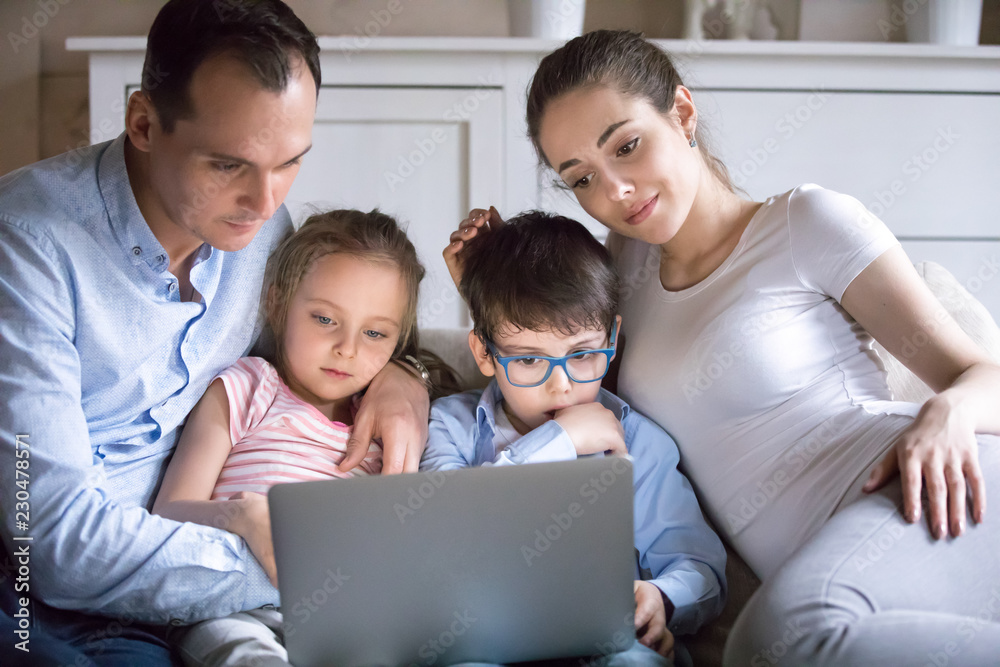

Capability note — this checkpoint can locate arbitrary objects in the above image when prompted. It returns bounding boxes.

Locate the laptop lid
[270,457,636,666]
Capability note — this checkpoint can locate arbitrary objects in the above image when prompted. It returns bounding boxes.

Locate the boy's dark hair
[142,0,321,133]
[460,211,619,344]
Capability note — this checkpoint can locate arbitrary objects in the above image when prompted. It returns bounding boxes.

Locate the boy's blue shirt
[421,381,728,636]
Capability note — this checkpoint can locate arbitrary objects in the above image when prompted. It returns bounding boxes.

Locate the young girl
[153,208,427,666]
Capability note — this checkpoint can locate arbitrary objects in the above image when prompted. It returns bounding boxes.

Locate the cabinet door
[691,89,1000,323]
[285,86,503,329]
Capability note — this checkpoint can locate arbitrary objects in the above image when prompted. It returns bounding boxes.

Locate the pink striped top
[210,357,382,500]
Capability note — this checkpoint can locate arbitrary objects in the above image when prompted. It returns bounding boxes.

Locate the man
[0,1,428,662]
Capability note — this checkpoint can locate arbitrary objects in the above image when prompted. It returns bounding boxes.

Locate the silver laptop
[269,457,636,666]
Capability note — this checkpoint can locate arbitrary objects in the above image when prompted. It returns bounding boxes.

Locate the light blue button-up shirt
[0,135,290,623]
[421,382,728,635]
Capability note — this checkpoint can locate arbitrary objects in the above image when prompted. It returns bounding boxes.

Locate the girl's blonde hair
[258,208,424,382]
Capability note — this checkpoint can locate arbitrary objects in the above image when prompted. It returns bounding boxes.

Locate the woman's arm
[152,379,277,583]
[840,245,1000,538]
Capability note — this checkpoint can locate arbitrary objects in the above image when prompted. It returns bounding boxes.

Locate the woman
[445,30,1000,665]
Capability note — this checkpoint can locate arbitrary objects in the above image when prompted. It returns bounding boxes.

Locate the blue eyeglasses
[485,321,618,388]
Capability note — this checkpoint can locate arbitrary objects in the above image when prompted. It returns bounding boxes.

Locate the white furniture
[67,37,1000,327]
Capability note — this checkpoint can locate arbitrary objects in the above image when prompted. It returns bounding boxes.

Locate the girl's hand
[864,392,985,539]
[553,403,627,457]
[443,206,504,289]
[634,580,675,659]
[229,491,278,587]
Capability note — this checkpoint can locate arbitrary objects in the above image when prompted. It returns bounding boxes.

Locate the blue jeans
[724,435,1000,666]
[0,545,178,666]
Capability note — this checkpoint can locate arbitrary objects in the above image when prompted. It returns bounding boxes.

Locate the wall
[1,0,998,177]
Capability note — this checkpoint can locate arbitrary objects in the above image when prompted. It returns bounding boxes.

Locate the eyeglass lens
[506,352,609,386]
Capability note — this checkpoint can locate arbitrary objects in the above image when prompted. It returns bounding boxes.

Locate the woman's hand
[443,206,504,289]
[229,491,277,587]
[340,361,430,475]
[634,580,675,658]
[864,392,986,539]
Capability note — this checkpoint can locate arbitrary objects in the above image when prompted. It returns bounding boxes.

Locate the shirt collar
[98,133,173,273]
[473,380,630,437]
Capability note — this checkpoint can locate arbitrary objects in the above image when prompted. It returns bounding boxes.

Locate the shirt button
[132,246,142,256]
[157,254,166,263]
[168,282,176,292]
[169,618,184,627]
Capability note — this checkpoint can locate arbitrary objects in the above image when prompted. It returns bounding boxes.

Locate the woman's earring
[689,135,698,148]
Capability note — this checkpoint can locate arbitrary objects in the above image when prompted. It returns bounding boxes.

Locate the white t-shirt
[612,184,921,579]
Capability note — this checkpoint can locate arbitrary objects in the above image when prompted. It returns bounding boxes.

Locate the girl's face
[537,85,702,246]
[280,253,407,421]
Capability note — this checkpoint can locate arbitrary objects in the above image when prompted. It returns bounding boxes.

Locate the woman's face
[537,85,702,245]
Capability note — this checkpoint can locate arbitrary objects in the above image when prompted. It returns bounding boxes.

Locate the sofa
[418,262,1000,666]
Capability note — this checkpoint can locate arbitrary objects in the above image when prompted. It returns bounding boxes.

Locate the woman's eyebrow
[556,119,630,175]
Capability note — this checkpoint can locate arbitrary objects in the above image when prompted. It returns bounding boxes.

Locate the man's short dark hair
[460,211,620,344]
[142,0,321,132]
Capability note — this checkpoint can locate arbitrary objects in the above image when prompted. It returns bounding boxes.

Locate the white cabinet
[68,37,1000,325]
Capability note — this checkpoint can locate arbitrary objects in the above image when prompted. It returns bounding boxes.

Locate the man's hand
[229,491,277,587]
[634,580,675,658]
[341,361,430,474]
[553,403,626,457]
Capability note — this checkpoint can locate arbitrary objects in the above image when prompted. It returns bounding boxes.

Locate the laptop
[269,457,636,666]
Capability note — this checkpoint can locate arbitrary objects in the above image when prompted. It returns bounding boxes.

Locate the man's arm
[626,411,727,636]
[0,223,276,624]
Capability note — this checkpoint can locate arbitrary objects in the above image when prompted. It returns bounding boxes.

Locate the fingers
[379,420,410,475]
[900,452,923,525]
[339,410,373,474]
[965,458,986,524]
[863,448,898,494]
[944,460,967,537]
[924,461,948,539]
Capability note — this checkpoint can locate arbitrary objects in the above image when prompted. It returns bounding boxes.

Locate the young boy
[421,211,727,664]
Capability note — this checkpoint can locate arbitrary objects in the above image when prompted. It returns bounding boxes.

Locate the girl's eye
[617,138,639,157]
[315,315,333,325]
[571,174,592,189]
[364,329,385,340]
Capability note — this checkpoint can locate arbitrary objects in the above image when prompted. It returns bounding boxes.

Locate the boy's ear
[610,314,622,362]
[468,330,496,378]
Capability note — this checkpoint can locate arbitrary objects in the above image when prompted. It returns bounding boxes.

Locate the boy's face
[469,321,617,435]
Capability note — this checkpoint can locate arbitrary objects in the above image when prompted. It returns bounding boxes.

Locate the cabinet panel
[697,90,1000,239]
[285,87,503,329]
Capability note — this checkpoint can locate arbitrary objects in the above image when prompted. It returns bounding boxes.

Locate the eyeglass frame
[484,320,619,388]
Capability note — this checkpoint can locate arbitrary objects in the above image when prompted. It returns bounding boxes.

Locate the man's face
[140,53,316,252]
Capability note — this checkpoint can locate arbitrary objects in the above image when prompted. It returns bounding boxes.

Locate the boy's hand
[443,206,504,289]
[553,403,626,457]
[229,491,278,587]
[634,580,675,659]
